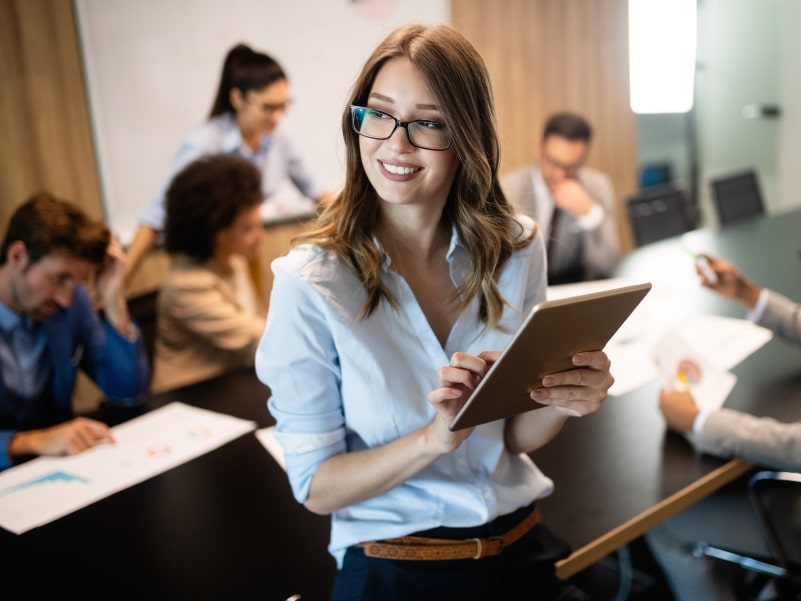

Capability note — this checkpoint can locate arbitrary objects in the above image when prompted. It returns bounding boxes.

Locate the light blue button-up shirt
[256,216,554,567]
[137,113,326,231]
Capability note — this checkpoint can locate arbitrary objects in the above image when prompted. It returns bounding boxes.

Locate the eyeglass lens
[350,106,451,150]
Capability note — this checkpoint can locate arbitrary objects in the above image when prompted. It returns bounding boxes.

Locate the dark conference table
[538,207,801,577]
[4,209,801,599]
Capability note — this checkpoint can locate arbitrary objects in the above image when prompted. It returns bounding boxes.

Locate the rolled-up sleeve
[256,255,346,502]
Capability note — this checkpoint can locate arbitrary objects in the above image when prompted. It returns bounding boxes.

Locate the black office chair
[126,289,158,369]
[696,471,801,599]
[711,169,765,226]
[626,184,694,247]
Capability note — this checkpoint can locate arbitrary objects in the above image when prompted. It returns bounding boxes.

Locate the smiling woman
[255,23,615,601]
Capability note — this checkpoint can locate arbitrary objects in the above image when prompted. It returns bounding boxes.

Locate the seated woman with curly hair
[151,153,267,393]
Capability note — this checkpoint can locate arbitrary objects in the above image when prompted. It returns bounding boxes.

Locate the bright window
[629,0,697,114]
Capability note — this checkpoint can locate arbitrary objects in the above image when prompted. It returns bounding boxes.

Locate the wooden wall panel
[451,0,638,251]
[0,0,102,228]
[0,0,639,260]
[0,0,111,411]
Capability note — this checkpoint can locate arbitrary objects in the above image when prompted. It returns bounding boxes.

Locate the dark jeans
[331,504,594,601]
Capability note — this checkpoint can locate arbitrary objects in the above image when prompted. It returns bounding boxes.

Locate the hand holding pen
[681,240,719,286]
[693,254,762,310]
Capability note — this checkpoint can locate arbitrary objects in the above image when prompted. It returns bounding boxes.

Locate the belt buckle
[468,537,483,560]
[469,536,504,560]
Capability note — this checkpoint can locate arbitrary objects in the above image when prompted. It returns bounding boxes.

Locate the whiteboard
[75,0,449,243]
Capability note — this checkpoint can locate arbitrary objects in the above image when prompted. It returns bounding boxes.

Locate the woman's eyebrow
[367,93,441,112]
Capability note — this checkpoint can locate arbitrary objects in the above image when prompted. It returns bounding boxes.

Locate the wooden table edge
[554,458,754,579]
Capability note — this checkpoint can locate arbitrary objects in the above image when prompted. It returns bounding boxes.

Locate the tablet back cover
[449,282,651,431]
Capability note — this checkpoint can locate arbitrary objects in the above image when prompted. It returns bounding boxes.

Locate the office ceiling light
[628,0,697,114]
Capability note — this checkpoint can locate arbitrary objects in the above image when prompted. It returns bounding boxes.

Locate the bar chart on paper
[0,402,256,534]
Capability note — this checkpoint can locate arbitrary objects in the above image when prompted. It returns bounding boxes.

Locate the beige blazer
[151,254,267,393]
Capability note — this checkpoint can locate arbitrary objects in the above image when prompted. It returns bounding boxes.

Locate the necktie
[547,207,561,259]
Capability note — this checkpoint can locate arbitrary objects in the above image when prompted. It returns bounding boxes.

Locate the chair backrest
[749,470,801,575]
[626,184,694,247]
[711,169,765,226]
[126,289,158,369]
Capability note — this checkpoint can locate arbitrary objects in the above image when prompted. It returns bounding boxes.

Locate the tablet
[449,282,651,431]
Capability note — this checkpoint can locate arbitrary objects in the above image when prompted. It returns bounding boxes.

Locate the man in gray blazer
[500,112,621,284]
[647,255,801,601]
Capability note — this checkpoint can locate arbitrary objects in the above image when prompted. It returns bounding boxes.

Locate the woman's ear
[230,88,245,111]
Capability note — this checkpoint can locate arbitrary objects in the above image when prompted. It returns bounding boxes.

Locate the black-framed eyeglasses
[349,105,452,151]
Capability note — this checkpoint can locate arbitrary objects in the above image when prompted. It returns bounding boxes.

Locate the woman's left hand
[529,351,614,417]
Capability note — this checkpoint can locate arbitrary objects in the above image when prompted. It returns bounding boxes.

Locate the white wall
[75,0,449,244]
[777,0,801,212]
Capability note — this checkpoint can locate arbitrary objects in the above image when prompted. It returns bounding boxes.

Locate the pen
[695,255,719,285]
[680,239,719,285]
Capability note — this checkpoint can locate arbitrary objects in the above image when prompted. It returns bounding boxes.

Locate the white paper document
[0,402,256,534]
[605,340,660,396]
[669,314,773,372]
[649,315,772,411]
[651,329,738,412]
[255,426,286,471]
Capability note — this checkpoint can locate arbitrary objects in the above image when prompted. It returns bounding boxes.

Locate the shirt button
[483,489,493,500]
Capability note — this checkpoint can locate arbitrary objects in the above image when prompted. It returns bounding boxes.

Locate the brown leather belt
[357,505,540,561]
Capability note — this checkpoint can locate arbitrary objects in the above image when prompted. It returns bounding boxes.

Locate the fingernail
[542,376,554,386]
[531,389,544,400]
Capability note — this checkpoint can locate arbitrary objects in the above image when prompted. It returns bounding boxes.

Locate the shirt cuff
[693,408,713,436]
[274,428,345,455]
[745,288,769,323]
[576,203,604,230]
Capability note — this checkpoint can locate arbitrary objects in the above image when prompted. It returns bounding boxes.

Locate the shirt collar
[0,300,23,334]
[445,221,465,261]
[372,222,470,287]
[446,222,471,285]
[219,113,274,154]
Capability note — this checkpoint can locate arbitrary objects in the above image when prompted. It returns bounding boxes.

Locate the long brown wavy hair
[296,24,535,328]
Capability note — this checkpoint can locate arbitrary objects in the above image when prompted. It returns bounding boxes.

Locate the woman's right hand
[696,254,762,310]
[427,351,498,453]
[658,388,700,434]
